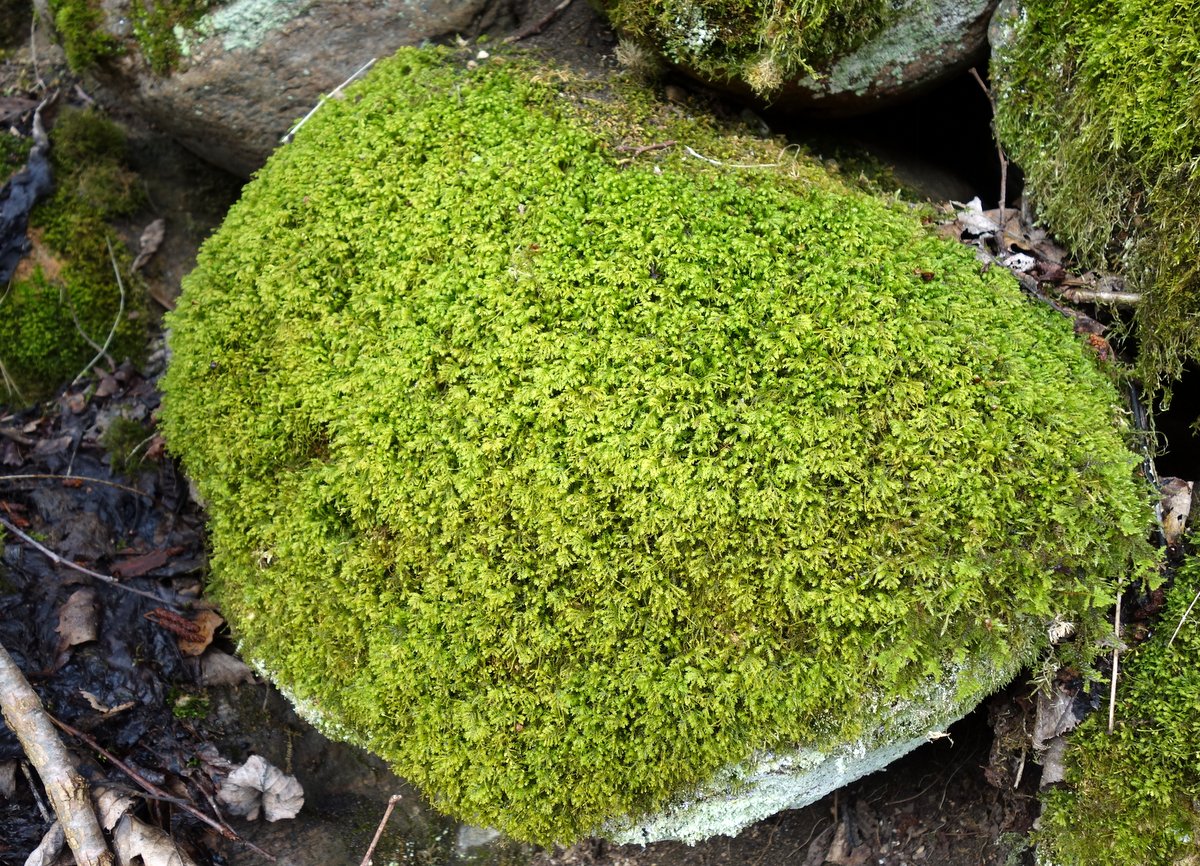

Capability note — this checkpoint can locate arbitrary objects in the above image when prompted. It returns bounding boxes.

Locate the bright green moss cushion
[161,48,1154,843]
[992,0,1200,396]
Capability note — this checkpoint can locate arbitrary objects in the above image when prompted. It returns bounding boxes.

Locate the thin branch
[282,58,377,144]
[0,473,154,499]
[72,238,125,387]
[683,145,779,169]
[615,140,677,159]
[503,0,575,43]
[358,794,403,866]
[969,67,1009,238]
[50,716,277,863]
[1167,587,1200,648]
[1059,288,1142,306]
[1108,586,1122,734]
[0,640,114,866]
[0,514,171,605]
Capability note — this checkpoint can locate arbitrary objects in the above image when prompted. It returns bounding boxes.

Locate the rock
[605,0,998,114]
[160,45,1153,845]
[44,0,517,176]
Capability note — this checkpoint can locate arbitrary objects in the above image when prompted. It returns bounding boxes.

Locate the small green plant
[101,416,153,473]
[169,688,212,719]
[1036,555,1200,865]
[992,0,1200,401]
[161,47,1156,844]
[0,106,145,405]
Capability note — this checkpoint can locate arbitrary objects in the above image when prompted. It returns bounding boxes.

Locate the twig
[50,716,278,863]
[282,58,377,144]
[72,238,124,387]
[683,145,779,169]
[969,67,1009,237]
[503,0,575,43]
[0,514,170,605]
[1167,587,1200,648]
[1012,747,1026,789]
[358,794,403,866]
[22,760,52,821]
[0,473,154,499]
[0,640,114,866]
[1059,289,1142,306]
[615,140,677,158]
[1108,586,1122,734]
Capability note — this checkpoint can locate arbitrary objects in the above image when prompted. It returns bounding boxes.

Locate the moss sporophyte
[160,47,1157,843]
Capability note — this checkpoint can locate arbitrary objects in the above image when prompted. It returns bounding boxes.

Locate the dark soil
[0,1,1188,864]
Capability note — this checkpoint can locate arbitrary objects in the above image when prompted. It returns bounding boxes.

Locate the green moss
[102,416,153,473]
[48,0,218,73]
[0,107,145,405]
[48,0,121,71]
[1037,555,1200,865]
[992,0,1200,400]
[160,47,1156,844]
[598,0,890,92]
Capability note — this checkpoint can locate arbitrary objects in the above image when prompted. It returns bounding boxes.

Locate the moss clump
[48,0,217,74]
[992,0,1200,399]
[0,107,144,404]
[160,47,1155,844]
[1037,556,1200,865]
[599,0,890,92]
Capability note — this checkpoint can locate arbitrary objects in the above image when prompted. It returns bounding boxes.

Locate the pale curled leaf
[199,650,255,686]
[56,588,98,650]
[217,755,304,821]
[1160,477,1193,546]
[113,812,200,866]
[130,219,166,274]
[23,822,65,866]
[94,784,138,831]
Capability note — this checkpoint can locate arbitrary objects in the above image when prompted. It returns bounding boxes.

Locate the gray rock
[673,0,999,115]
[58,0,516,176]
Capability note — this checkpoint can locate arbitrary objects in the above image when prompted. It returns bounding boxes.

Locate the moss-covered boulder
[991,0,1200,399]
[600,0,997,111]
[160,47,1155,844]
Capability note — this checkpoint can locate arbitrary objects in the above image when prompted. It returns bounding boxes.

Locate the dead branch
[969,68,1009,238]
[615,140,677,158]
[50,716,278,863]
[282,58,377,144]
[359,794,403,866]
[0,473,154,499]
[503,0,575,44]
[1060,288,1142,306]
[1108,588,1122,734]
[0,639,114,866]
[0,514,173,606]
[1167,587,1200,648]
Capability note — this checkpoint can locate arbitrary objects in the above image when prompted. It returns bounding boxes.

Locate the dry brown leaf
[130,218,166,274]
[178,610,223,657]
[55,588,98,666]
[217,755,304,822]
[113,812,200,866]
[1160,477,1194,547]
[81,690,137,716]
[199,650,256,686]
[94,785,138,831]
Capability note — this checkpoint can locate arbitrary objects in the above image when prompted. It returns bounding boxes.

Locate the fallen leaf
[955,197,1000,236]
[94,784,139,831]
[113,812,200,866]
[0,760,16,798]
[55,588,98,667]
[131,218,166,274]
[113,547,181,579]
[23,822,65,866]
[94,374,120,398]
[145,607,223,656]
[1160,477,1193,546]
[1040,736,1069,787]
[1032,688,1079,751]
[81,690,137,716]
[200,650,256,686]
[217,755,304,821]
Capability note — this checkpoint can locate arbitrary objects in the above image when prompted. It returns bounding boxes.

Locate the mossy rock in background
[0,106,145,405]
[599,0,998,112]
[1036,553,1200,865]
[991,0,1200,400]
[160,46,1155,844]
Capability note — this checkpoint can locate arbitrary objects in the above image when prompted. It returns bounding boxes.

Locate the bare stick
[73,238,125,387]
[615,140,677,158]
[0,514,170,605]
[0,640,114,866]
[50,716,278,863]
[282,58,377,144]
[969,68,1009,238]
[0,473,153,499]
[683,145,779,169]
[1167,587,1200,648]
[503,0,575,44]
[1059,289,1142,306]
[359,794,403,866]
[1108,587,1122,734]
